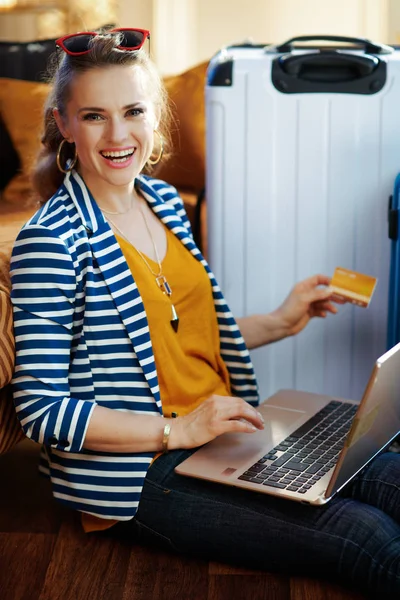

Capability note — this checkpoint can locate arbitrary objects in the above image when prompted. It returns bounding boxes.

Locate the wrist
[161,421,172,453]
[164,417,186,451]
[263,310,292,342]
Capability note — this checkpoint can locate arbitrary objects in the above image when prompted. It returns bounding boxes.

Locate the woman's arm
[236,311,291,349]
[84,394,264,453]
[83,406,171,453]
[11,225,96,453]
[237,275,341,350]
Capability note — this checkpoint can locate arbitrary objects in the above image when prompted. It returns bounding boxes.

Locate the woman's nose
[107,118,129,143]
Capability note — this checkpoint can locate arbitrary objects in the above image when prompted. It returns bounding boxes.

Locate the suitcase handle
[272,35,393,55]
[280,52,378,80]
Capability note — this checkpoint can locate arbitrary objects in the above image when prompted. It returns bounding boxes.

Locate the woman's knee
[330,499,400,597]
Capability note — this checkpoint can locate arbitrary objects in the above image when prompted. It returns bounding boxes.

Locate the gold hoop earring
[56,138,78,174]
[148,130,164,165]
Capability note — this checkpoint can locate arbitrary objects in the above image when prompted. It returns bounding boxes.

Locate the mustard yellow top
[82,224,231,533]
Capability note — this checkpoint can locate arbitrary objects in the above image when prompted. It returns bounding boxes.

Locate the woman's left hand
[273,274,345,337]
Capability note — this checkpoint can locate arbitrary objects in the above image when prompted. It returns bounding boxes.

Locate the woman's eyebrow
[78,106,105,113]
[78,102,144,114]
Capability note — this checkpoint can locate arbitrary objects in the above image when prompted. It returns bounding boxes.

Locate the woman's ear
[53,107,72,142]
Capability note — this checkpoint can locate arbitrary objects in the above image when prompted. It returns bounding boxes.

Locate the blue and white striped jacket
[10,170,259,520]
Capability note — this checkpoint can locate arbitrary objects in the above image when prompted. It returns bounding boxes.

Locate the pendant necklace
[105,202,179,332]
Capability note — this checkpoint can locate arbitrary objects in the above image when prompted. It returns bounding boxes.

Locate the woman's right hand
[168,395,265,450]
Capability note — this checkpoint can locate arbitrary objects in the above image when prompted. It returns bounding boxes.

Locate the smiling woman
[52,66,158,205]
[32,30,172,203]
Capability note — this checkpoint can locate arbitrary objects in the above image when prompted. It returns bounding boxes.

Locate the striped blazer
[10,170,259,520]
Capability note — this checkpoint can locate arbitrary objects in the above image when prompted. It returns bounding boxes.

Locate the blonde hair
[32,31,172,203]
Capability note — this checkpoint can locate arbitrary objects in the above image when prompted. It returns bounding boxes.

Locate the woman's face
[54,64,159,192]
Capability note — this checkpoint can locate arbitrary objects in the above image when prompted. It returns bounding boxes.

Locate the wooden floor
[0,440,366,600]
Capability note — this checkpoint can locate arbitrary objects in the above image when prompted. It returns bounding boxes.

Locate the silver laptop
[175,342,400,505]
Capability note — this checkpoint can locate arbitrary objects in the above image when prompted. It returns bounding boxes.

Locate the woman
[10,28,400,597]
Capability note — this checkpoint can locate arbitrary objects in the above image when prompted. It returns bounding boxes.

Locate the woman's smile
[100,146,136,168]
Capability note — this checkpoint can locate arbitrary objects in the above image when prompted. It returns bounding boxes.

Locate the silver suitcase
[206,35,400,401]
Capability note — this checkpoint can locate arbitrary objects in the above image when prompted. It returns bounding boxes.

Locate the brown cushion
[157,62,208,193]
[0,282,24,454]
[0,78,50,207]
[0,242,13,290]
[0,282,13,388]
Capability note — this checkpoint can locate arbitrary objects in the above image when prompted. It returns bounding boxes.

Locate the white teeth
[101,149,134,158]
[112,156,130,163]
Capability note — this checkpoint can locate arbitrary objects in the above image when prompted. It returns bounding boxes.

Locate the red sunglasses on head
[55,28,150,56]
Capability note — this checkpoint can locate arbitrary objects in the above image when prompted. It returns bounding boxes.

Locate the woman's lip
[100,152,135,169]
[100,147,135,153]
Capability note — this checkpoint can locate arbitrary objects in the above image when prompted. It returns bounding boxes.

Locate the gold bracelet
[162,422,171,453]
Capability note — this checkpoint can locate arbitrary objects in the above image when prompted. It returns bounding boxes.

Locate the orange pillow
[0,280,13,388]
[0,242,25,454]
[0,78,50,207]
[158,61,208,193]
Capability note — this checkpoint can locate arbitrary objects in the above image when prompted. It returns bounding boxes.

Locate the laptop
[175,342,400,505]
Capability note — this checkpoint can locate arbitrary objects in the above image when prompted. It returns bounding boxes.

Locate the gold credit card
[330,267,377,307]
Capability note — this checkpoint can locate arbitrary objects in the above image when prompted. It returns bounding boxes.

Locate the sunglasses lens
[63,34,94,54]
[118,30,145,49]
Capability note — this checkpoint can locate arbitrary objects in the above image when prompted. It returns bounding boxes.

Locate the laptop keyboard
[238,400,358,495]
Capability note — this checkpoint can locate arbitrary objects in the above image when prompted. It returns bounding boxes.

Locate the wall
[0,0,118,41]
[0,0,393,71]
[388,0,400,44]
[118,0,391,75]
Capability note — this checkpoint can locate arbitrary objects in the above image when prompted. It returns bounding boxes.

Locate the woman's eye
[127,108,144,117]
[82,113,103,121]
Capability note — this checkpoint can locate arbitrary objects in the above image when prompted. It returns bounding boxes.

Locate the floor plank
[290,577,365,600]
[0,440,65,534]
[39,518,131,600]
[209,561,262,575]
[0,532,57,600]
[124,544,209,600]
[209,574,290,600]
[209,561,291,599]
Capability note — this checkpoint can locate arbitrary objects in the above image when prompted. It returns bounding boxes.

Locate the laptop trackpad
[191,406,307,468]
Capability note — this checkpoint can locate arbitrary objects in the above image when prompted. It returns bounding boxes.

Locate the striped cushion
[0,282,24,453]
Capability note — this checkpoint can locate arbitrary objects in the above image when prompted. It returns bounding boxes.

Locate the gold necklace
[105,204,179,332]
[98,197,134,215]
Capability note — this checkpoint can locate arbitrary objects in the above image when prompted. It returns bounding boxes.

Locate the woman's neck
[78,169,139,215]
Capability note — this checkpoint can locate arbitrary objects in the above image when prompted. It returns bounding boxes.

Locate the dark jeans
[113,450,400,599]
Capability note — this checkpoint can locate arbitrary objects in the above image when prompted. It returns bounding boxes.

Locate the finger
[304,286,333,306]
[317,274,332,288]
[312,310,327,318]
[220,418,260,435]
[330,294,347,305]
[312,308,336,319]
[325,302,338,314]
[313,301,338,314]
[306,274,332,288]
[223,403,264,430]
